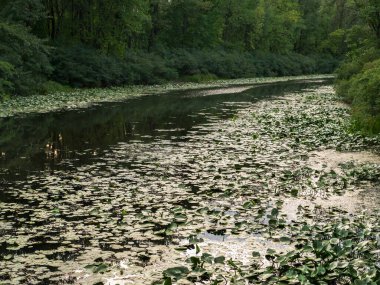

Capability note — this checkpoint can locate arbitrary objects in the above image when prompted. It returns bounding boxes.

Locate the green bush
[40,81,73,95]
[183,73,218,83]
[0,22,52,96]
[51,47,179,87]
[50,46,339,90]
[335,48,380,103]
[51,46,128,88]
[162,49,337,80]
[124,50,178,84]
[335,46,380,135]
[0,60,14,97]
[346,59,380,135]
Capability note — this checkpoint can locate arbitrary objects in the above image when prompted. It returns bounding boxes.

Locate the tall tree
[259,0,302,53]
[159,0,223,48]
[220,0,265,51]
[354,0,380,46]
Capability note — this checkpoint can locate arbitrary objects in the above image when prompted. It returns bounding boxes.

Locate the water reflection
[0,80,328,177]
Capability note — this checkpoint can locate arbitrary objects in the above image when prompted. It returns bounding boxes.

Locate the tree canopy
[0,0,379,97]
[1,0,373,55]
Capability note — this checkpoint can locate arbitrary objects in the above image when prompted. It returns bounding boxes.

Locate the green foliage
[335,45,380,135]
[157,215,380,284]
[296,0,325,54]
[0,60,14,98]
[183,73,219,83]
[354,0,380,46]
[40,0,150,52]
[335,47,379,100]
[40,80,73,95]
[0,0,45,27]
[50,46,339,88]
[160,0,223,49]
[249,215,380,284]
[345,59,380,135]
[0,0,374,96]
[0,22,52,96]
[124,50,179,84]
[51,46,129,88]
[163,49,338,79]
[333,0,380,134]
[51,46,178,87]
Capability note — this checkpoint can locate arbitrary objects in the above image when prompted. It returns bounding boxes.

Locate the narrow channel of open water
[0,79,330,284]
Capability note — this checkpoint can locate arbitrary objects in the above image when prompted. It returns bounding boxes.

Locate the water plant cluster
[159,209,380,285]
[1,83,379,284]
[154,87,380,285]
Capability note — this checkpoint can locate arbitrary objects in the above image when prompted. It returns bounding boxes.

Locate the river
[1,78,379,284]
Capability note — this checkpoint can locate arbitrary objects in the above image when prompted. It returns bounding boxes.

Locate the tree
[218,0,264,51]
[159,0,223,49]
[258,0,302,53]
[0,0,45,28]
[354,0,380,46]
[0,22,52,96]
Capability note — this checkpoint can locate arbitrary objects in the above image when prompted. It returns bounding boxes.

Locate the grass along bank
[0,75,333,118]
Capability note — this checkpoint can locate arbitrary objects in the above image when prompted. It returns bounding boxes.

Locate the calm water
[0,80,329,284]
[0,81,326,177]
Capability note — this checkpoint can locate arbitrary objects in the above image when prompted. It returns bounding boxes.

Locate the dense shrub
[183,73,218,83]
[0,38,339,96]
[124,50,178,84]
[48,46,340,91]
[51,47,179,88]
[51,46,129,88]
[334,47,380,135]
[335,48,380,103]
[0,22,52,96]
[345,59,380,134]
[160,49,338,80]
[0,60,14,99]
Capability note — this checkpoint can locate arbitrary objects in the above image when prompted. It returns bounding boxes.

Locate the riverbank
[0,75,333,118]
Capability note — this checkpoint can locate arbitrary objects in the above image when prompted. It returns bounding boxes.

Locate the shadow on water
[0,80,328,177]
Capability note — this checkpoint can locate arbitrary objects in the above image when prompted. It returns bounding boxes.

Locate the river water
[1,79,379,284]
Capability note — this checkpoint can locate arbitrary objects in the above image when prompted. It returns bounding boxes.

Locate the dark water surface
[0,81,326,176]
[0,80,329,284]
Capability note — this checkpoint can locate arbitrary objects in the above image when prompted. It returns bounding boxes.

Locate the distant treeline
[0,1,379,136]
[51,48,339,87]
[0,0,362,97]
